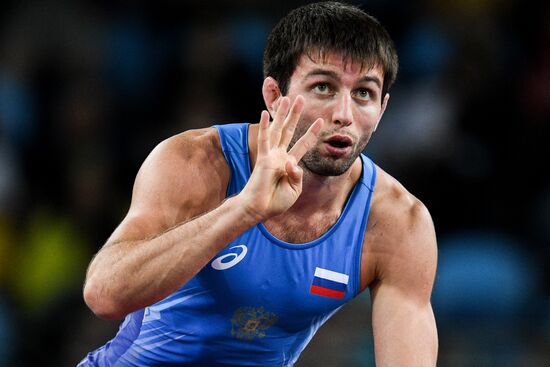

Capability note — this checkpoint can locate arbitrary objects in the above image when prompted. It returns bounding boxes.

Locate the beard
[289,123,372,177]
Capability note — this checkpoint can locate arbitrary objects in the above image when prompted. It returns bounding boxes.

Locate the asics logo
[211,245,248,270]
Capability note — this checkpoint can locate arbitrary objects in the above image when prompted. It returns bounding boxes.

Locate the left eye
[355,89,370,100]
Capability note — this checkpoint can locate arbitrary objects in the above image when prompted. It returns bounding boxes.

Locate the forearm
[84,195,260,319]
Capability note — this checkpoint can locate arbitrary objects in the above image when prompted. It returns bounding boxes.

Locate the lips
[323,135,353,155]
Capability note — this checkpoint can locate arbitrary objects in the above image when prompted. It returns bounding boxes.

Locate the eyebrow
[304,69,382,90]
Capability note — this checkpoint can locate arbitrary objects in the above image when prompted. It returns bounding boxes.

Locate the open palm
[241,96,322,220]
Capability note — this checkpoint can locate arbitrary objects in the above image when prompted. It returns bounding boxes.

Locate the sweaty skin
[83,52,437,366]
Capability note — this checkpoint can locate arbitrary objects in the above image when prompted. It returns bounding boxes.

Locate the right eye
[312,83,331,94]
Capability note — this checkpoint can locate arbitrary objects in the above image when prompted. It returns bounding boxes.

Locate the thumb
[285,160,303,190]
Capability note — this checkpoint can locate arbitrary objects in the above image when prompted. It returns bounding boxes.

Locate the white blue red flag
[310,267,349,299]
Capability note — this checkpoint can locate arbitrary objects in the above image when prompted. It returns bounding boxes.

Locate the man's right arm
[83,96,322,320]
[83,129,259,320]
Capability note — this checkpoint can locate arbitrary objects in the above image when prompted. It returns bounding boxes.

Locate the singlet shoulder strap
[213,123,251,196]
[359,153,377,192]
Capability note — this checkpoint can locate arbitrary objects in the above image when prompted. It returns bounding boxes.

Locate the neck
[289,160,360,215]
[266,159,362,243]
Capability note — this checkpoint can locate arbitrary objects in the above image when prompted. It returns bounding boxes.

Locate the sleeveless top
[78,123,376,367]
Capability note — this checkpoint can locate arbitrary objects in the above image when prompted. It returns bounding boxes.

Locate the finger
[279,95,304,148]
[288,118,323,161]
[257,110,270,156]
[270,97,290,147]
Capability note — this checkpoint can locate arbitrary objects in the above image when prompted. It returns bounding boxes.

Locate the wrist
[229,193,266,225]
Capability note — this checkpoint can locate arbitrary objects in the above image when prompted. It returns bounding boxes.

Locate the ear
[373,93,390,132]
[262,77,282,117]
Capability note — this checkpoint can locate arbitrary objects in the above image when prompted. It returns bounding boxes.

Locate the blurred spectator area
[0,1,548,366]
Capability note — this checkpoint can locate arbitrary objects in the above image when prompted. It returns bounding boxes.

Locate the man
[79,2,438,366]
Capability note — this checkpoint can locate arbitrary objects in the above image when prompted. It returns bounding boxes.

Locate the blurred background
[0,0,548,365]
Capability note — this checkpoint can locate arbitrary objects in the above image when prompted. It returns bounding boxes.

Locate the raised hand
[240,95,322,221]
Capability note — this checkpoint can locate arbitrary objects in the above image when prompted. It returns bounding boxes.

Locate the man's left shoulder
[367,166,436,251]
[360,166,437,291]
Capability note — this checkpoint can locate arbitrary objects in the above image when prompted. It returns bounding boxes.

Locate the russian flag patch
[309,267,349,299]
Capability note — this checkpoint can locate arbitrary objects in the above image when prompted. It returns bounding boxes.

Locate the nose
[332,92,353,126]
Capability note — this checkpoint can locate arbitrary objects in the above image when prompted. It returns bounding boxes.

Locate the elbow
[83,280,127,320]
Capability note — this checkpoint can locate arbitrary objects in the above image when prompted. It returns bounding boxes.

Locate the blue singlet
[78,123,376,366]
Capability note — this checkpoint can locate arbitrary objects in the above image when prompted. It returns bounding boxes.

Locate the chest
[263,211,340,243]
[196,225,361,330]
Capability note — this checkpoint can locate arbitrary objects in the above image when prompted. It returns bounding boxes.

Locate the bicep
[370,201,438,366]
[371,283,438,366]
[107,132,229,244]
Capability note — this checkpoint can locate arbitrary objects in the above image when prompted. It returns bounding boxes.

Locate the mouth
[325,135,353,148]
[323,135,353,155]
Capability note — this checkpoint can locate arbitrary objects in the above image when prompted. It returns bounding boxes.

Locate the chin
[303,156,356,177]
